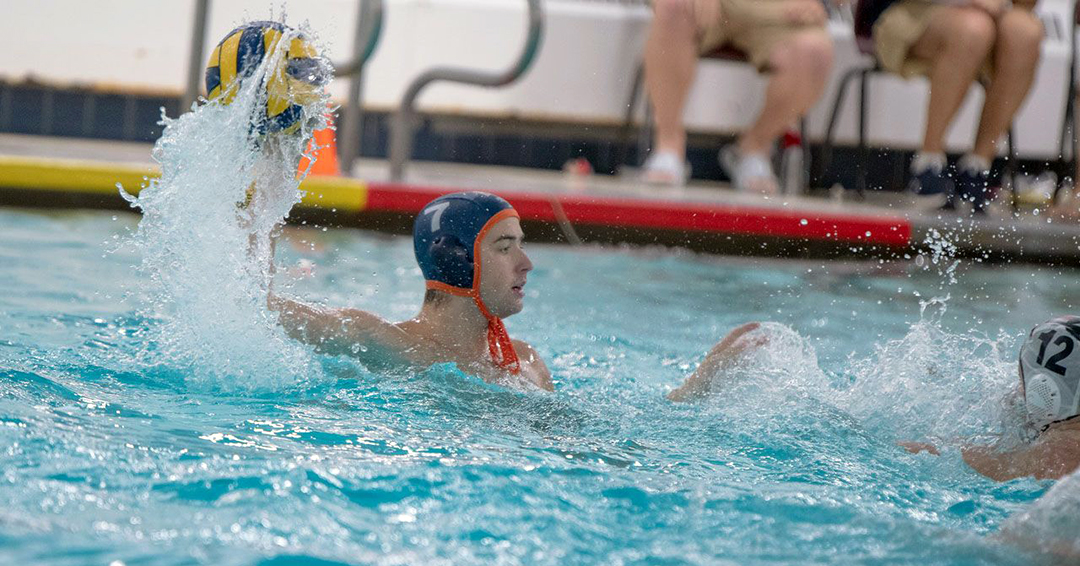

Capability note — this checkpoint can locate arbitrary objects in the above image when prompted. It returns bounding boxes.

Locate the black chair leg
[1061,80,1075,164]
[617,62,646,170]
[821,67,864,180]
[799,117,810,193]
[856,68,869,199]
[639,100,653,167]
[1060,24,1077,199]
[1060,86,1076,202]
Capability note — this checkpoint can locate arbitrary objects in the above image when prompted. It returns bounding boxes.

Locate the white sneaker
[642,152,689,186]
[719,146,778,195]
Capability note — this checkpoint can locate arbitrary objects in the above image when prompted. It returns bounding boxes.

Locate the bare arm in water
[267,294,431,369]
[257,233,440,371]
[960,428,1080,481]
[667,322,764,402]
[900,425,1080,481]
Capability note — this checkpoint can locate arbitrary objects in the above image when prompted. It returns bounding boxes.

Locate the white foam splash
[841,316,1025,443]
[718,322,831,403]
[1000,468,1080,558]
[713,317,1024,443]
[120,20,332,391]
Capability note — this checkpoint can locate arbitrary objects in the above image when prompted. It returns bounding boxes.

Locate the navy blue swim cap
[413,192,518,290]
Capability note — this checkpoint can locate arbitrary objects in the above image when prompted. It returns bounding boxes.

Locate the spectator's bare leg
[645,0,701,158]
[911,7,996,154]
[736,30,832,193]
[739,30,832,156]
[972,9,1043,161]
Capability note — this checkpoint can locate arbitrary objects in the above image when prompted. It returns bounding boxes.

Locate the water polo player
[267,191,763,397]
[902,316,1080,481]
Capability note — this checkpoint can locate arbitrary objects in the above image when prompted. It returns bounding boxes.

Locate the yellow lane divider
[0,155,155,195]
[0,156,367,212]
[299,175,368,212]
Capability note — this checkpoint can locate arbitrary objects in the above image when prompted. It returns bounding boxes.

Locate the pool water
[3,207,1080,564]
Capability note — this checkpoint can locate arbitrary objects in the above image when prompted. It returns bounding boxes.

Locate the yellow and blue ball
[205,21,329,136]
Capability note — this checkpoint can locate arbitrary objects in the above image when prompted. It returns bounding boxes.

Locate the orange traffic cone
[299,116,340,177]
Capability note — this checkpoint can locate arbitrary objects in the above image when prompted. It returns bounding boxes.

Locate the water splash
[842,318,1025,443]
[708,319,1024,445]
[922,227,962,287]
[716,322,832,407]
[120,20,332,391]
[1000,468,1080,559]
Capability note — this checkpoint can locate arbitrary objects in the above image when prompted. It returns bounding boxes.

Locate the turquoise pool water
[2,207,1078,565]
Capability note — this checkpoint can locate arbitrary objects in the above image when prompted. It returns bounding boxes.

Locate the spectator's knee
[652,0,696,30]
[773,32,833,77]
[999,10,1043,59]
[945,9,996,54]
[799,32,834,75]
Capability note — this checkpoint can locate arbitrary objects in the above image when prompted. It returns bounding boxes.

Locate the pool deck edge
[2,150,1079,266]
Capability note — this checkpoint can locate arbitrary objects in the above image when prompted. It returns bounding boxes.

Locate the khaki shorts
[873,0,996,79]
[694,0,827,70]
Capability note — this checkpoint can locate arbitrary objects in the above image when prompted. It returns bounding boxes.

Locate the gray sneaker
[719,145,778,194]
[642,152,689,186]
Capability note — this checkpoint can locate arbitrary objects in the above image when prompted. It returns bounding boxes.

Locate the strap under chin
[485,316,521,375]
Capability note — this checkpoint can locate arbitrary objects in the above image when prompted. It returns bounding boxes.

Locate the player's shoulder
[511,339,553,390]
[512,339,546,363]
[1044,423,1080,445]
[512,338,535,354]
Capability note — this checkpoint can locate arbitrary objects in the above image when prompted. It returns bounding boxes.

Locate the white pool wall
[0,0,1073,158]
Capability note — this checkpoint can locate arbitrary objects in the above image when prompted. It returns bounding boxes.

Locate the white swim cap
[1020,316,1080,430]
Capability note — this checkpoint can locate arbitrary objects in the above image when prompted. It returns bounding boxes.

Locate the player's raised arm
[260,231,429,369]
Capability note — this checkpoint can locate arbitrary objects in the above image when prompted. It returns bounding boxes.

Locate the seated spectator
[901,316,1080,482]
[871,0,1043,214]
[641,0,834,192]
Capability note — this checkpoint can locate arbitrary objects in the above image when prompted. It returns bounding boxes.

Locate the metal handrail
[389,0,545,180]
[333,0,384,78]
[182,0,211,112]
[334,0,385,175]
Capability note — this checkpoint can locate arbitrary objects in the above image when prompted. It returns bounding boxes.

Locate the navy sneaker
[908,166,954,209]
[956,168,991,215]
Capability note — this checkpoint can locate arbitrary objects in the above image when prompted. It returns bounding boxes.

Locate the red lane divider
[365,182,912,247]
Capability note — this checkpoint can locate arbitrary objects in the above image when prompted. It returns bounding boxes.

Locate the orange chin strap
[484,315,521,374]
[471,291,521,375]
[426,281,522,375]
[424,207,522,375]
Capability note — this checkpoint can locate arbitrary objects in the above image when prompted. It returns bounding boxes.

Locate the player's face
[478,217,532,318]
